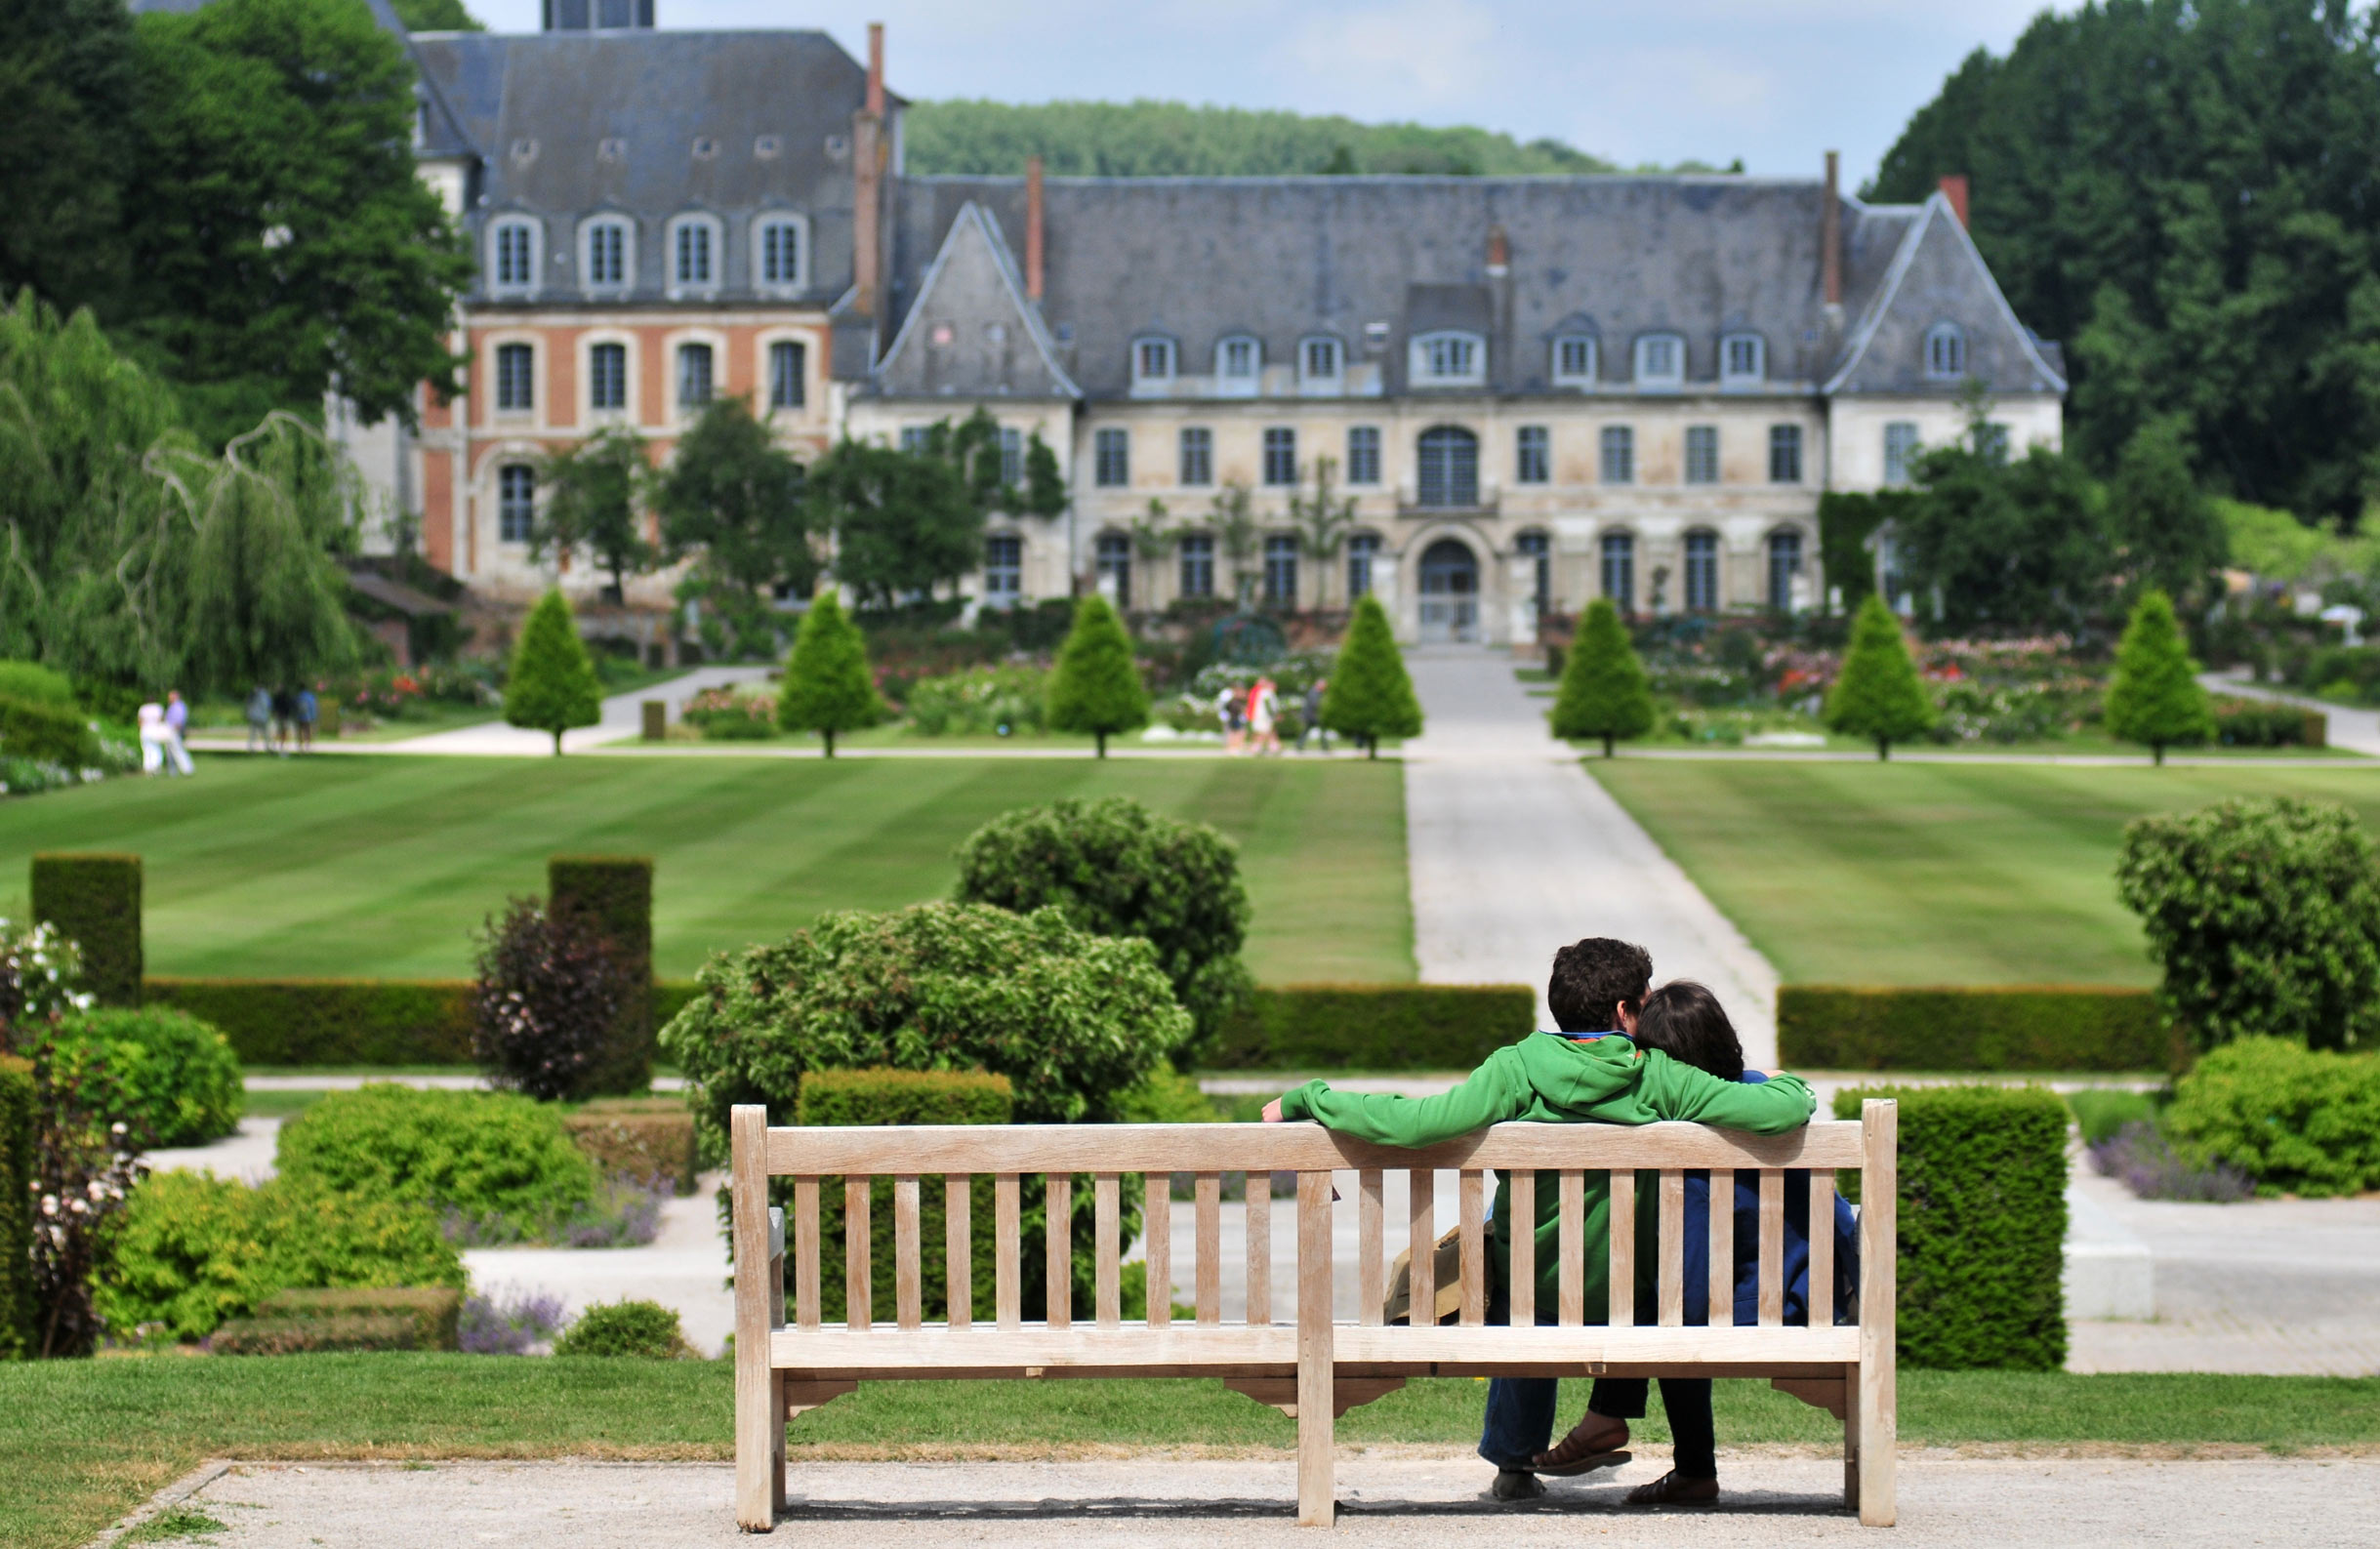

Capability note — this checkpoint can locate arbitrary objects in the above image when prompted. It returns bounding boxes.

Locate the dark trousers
[1474,1279,1719,1479]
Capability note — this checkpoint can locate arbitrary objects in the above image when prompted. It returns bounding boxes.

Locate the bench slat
[1336,1322,1861,1366]
[893,1175,922,1331]
[1507,1169,1536,1327]
[844,1178,872,1332]
[1144,1175,1170,1329]
[1046,1175,1072,1330]
[1408,1167,1435,1326]
[1195,1174,1221,1325]
[945,1176,970,1330]
[1357,1169,1384,1327]
[1558,1170,1584,1326]
[1247,1169,1272,1326]
[995,1174,1021,1330]
[1457,1170,1486,1326]
[1094,1173,1121,1329]
[1708,1167,1732,1329]
[1758,1169,1785,1327]
[1659,1169,1684,1328]
[1808,1170,1834,1329]
[795,1176,820,1331]
[1607,1169,1635,1328]
[767,1121,1866,1176]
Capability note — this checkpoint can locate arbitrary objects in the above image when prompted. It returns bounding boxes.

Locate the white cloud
[1278,0,1498,110]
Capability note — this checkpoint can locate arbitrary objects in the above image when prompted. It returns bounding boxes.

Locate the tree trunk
[1876,738,1890,761]
[1366,736,1378,761]
[1095,731,1108,758]
[1602,735,1616,758]
[2154,743,2165,766]
[823,727,837,758]
[553,729,564,756]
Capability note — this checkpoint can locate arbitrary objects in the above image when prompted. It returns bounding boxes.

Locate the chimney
[1822,150,1841,309]
[851,22,885,316]
[1026,155,1045,302]
[1938,173,1970,229]
[1486,224,1509,274]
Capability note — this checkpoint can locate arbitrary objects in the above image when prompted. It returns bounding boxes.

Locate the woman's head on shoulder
[1633,980,1745,1082]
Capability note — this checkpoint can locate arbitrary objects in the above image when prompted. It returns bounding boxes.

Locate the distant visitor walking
[245,686,272,754]
[162,689,194,776]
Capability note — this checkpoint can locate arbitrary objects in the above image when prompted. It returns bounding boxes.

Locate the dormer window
[1634,334,1685,387]
[754,215,806,294]
[1216,335,1260,393]
[582,217,633,292]
[668,214,720,296]
[1721,333,1765,385]
[1552,335,1596,387]
[1132,337,1176,389]
[1411,330,1486,387]
[488,218,539,297]
[1300,336,1342,391]
[1926,322,1967,379]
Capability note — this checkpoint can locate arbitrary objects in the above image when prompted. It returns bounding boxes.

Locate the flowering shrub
[904,666,1048,736]
[0,921,93,1027]
[472,898,628,1102]
[2088,1121,2255,1202]
[681,684,778,740]
[338,663,499,721]
[459,1283,567,1354]
[19,1028,144,1356]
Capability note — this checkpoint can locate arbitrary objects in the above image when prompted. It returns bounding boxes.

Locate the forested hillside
[1868,0,2380,523]
[904,99,1621,178]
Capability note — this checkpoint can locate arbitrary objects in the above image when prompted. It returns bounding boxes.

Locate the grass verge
[7,1358,2375,1549]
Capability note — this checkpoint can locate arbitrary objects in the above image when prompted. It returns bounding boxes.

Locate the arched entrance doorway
[1417,538,1480,643]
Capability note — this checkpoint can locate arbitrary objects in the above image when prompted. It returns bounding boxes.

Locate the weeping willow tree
[0,290,360,693]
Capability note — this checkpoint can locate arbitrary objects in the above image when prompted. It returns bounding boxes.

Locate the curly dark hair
[1545,937,1653,1033]
[1634,980,1746,1081]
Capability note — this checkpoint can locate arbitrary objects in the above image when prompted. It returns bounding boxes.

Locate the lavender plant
[458,1284,568,1355]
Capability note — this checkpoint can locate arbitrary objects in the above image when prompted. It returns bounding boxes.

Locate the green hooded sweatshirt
[1278,1032,1815,1322]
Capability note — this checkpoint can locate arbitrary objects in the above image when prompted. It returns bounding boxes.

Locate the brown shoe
[1530,1413,1632,1478]
[1625,1471,1719,1506]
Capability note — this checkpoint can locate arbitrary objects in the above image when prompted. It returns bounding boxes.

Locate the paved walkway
[122,1454,2380,1548]
[1401,647,1781,1062]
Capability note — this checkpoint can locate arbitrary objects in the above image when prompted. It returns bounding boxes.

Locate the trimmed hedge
[143,978,475,1065]
[1780,985,2177,1073]
[550,855,655,1095]
[31,853,141,1007]
[0,1056,33,1362]
[564,1101,700,1195]
[0,695,99,768]
[252,1285,462,1350]
[1834,1084,2068,1370]
[1206,984,1537,1070]
[211,1313,424,1355]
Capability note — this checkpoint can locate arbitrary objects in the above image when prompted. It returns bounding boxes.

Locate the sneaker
[1491,1468,1546,1502]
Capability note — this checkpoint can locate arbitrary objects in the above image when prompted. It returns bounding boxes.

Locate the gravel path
[1400,647,1781,1063]
[124,1454,2380,1548]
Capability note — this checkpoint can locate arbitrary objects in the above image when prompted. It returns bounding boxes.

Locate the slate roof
[884,176,2058,402]
[409,29,885,306]
[874,205,1079,400]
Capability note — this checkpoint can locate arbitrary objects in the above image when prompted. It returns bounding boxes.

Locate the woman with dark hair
[1530,979,1858,1505]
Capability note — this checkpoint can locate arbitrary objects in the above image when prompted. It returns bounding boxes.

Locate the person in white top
[1250,677,1282,756]
[136,701,168,775]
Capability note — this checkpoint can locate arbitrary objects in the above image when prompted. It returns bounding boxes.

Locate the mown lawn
[0,755,1412,983]
[6,1357,2373,1549]
[1589,760,2380,986]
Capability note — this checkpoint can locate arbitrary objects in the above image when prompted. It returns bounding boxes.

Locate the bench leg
[1854,1354,1896,1527]
[1841,1361,1860,1515]
[1295,1169,1334,1527]
[735,1356,783,1529]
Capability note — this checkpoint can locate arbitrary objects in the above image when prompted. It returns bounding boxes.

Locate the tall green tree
[0,0,135,319]
[808,437,982,612]
[1321,594,1421,758]
[121,0,471,444]
[2107,416,2228,608]
[1019,430,1068,521]
[1825,594,1936,760]
[1900,405,2110,631]
[2105,588,2215,765]
[390,0,484,29]
[537,428,655,605]
[1869,0,2380,521]
[653,396,812,651]
[505,589,602,755]
[1287,457,1356,609]
[1045,594,1147,757]
[1550,599,1656,757]
[776,591,882,757]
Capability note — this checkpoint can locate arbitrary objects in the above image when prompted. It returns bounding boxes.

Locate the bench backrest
[732,1100,1897,1348]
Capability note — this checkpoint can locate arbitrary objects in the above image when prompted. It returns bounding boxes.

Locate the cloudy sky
[472,1,2061,184]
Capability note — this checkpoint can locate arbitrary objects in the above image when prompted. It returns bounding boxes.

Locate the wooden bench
[729,1098,1897,1529]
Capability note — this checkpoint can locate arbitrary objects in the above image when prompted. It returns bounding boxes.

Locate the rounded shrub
[554,1297,688,1358]
[661,901,1191,1156]
[472,897,628,1102]
[54,1006,243,1147]
[96,1170,463,1342]
[953,796,1252,1059]
[274,1084,600,1238]
[2162,1037,2380,1198]
[0,662,76,707]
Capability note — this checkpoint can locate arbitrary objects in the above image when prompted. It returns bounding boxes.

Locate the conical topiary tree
[1045,594,1148,758]
[505,589,603,755]
[1550,598,1656,757]
[776,591,883,757]
[2105,588,2214,766]
[1824,592,1935,761]
[1321,593,1422,759]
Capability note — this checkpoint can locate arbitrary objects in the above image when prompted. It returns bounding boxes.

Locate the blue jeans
[1474,1281,1718,1479]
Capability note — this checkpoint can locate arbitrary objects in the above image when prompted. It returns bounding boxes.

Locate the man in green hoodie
[1262,937,1817,1500]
